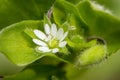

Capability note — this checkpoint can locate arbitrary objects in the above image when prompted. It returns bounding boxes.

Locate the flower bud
[79,45,107,66]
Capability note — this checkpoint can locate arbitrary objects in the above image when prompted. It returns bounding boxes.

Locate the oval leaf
[0,20,45,66]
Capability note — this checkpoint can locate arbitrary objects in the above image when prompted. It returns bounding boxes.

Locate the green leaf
[91,0,120,18]
[66,0,82,4]
[53,0,88,35]
[0,20,44,66]
[0,0,55,30]
[4,54,70,79]
[0,20,70,66]
[67,35,85,49]
[76,0,120,53]
[4,69,37,80]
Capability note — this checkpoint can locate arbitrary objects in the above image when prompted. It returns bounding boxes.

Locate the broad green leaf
[0,20,44,66]
[76,0,120,53]
[0,0,55,30]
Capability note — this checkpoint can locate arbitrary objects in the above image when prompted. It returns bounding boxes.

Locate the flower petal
[51,24,57,37]
[45,24,50,34]
[59,41,67,47]
[33,39,47,46]
[52,48,59,53]
[45,35,52,42]
[38,47,51,52]
[60,31,68,42]
[34,29,47,40]
[56,28,64,40]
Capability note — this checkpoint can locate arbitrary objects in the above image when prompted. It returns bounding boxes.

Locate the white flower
[33,23,68,53]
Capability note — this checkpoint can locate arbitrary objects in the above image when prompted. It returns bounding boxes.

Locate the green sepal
[44,14,52,26]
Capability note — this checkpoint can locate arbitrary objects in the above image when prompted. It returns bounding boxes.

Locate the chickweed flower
[33,23,68,53]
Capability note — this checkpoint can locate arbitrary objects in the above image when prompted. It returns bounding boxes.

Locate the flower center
[49,38,59,48]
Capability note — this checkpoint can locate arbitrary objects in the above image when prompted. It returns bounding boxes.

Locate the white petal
[51,24,57,37]
[52,48,59,53]
[60,31,68,42]
[45,24,50,34]
[33,39,47,46]
[34,30,47,40]
[45,35,52,42]
[56,28,64,40]
[38,47,51,52]
[59,41,67,47]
